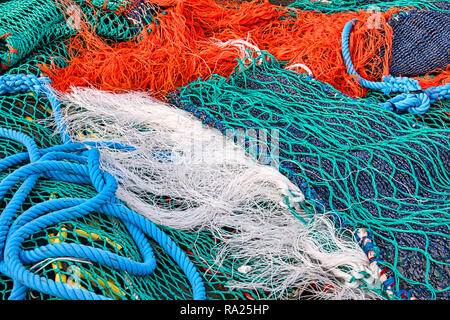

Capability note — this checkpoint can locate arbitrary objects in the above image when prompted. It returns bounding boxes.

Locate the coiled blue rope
[341,19,450,115]
[0,74,206,300]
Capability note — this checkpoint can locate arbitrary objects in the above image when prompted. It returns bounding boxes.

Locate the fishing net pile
[169,53,450,300]
[0,0,448,300]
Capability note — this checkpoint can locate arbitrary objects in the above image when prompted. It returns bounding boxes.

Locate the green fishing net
[0,0,157,71]
[168,52,450,300]
[0,1,279,300]
[288,0,450,12]
[0,84,279,300]
[88,0,133,11]
[365,91,450,129]
[1,0,448,302]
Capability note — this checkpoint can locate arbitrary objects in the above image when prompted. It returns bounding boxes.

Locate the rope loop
[341,19,449,115]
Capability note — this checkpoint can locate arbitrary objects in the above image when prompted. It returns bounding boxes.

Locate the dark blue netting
[168,55,450,300]
[388,9,450,77]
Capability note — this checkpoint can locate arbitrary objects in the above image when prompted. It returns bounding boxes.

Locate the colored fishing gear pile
[169,52,450,300]
[0,0,449,300]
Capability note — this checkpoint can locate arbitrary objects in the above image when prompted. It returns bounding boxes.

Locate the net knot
[378,76,431,114]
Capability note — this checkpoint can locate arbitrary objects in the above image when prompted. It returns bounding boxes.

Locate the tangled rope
[0,74,206,300]
[341,19,450,115]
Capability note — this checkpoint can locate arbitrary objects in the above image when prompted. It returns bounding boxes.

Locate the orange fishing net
[41,0,447,99]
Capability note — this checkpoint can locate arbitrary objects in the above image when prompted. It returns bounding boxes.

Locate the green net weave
[288,0,450,12]
[168,52,450,300]
[0,0,157,71]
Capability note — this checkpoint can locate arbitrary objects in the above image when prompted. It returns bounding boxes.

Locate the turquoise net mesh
[168,52,450,300]
[0,0,448,301]
[0,0,158,70]
[0,1,274,301]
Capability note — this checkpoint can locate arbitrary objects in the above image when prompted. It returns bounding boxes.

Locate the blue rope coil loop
[341,19,450,115]
[0,74,206,300]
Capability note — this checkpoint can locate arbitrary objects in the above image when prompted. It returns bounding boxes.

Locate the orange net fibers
[41,0,446,99]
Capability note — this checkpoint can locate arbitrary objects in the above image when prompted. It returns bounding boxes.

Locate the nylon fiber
[0,0,448,301]
[169,52,450,300]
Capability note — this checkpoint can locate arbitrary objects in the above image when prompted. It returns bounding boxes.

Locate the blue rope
[0,74,206,300]
[341,19,450,115]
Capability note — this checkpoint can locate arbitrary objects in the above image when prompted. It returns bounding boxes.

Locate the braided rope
[355,228,411,300]
[341,19,450,115]
[0,74,206,300]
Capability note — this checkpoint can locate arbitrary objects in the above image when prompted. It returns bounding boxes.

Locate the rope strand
[0,74,206,300]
